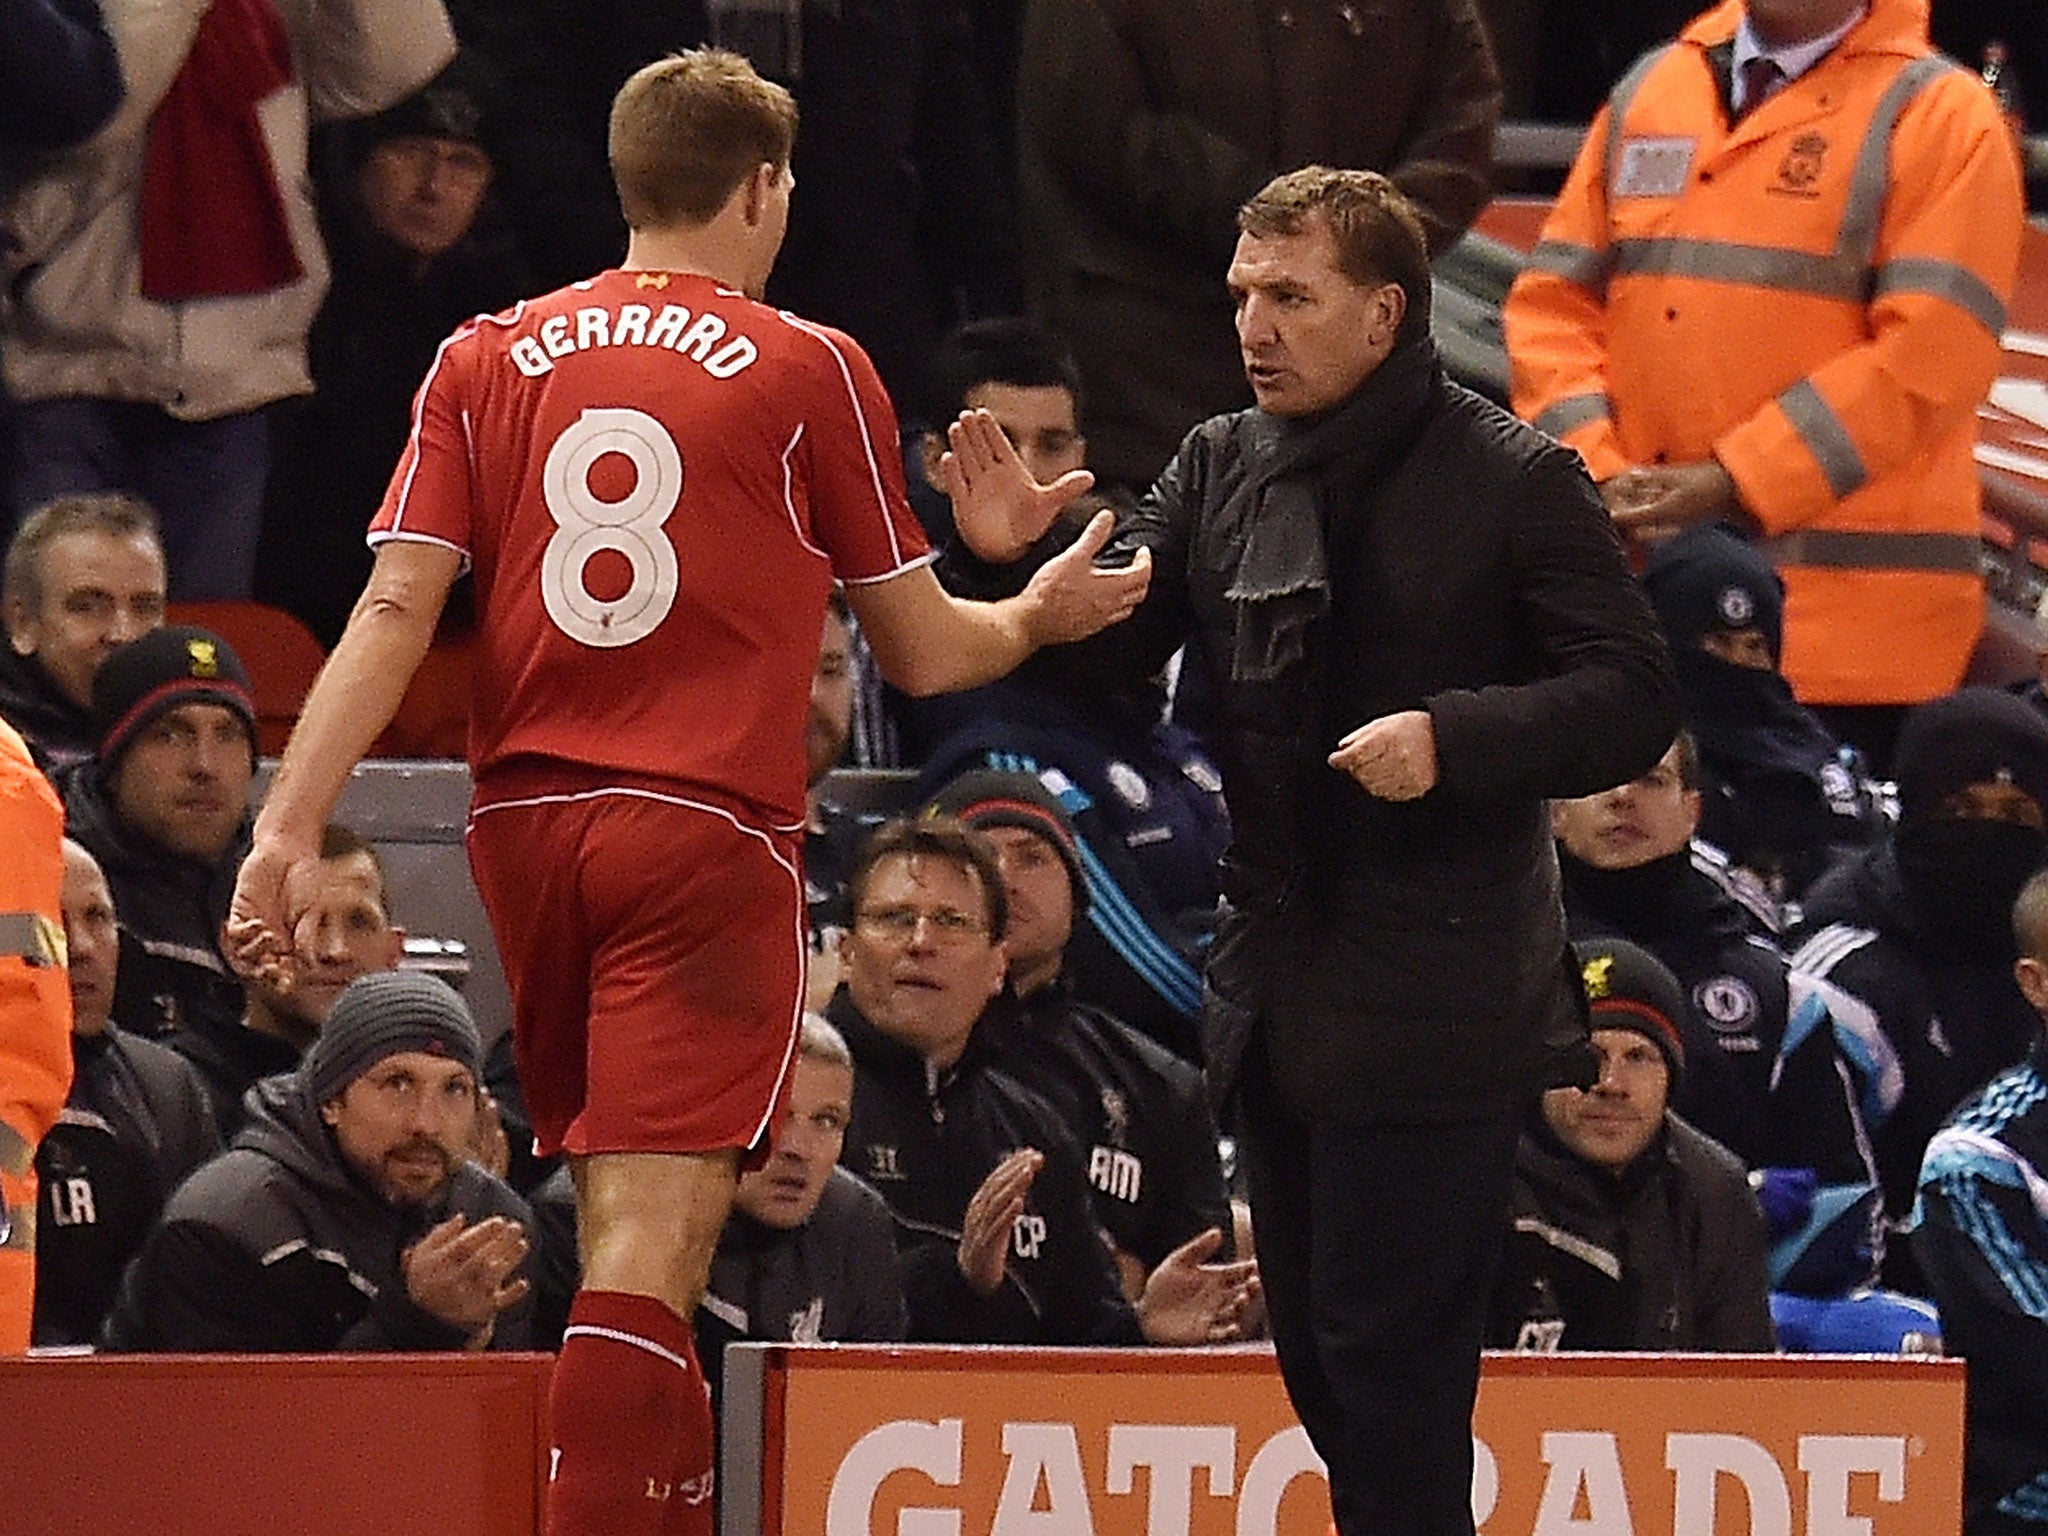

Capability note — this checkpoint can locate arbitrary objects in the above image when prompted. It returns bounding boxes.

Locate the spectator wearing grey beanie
[101,969,536,1353]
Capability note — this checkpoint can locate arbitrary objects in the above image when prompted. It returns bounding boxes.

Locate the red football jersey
[370,270,931,826]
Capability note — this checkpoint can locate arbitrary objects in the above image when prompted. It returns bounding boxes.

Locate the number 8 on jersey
[541,407,683,648]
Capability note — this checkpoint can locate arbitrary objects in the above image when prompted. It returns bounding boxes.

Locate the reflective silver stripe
[1604,55,1960,309]
[1764,528,1983,572]
[0,911,60,966]
[0,1121,29,1178]
[1529,239,1610,289]
[1874,257,2008,334]
[1513,1216,1622,1280]
[1603,44,1676,198]
[1778,379,1867,498]
[1837,55,1954,270]
[1612,238,1866,300]
[1534,393,1612,438]
[1,1202,31,1252]
[134,934,229,975]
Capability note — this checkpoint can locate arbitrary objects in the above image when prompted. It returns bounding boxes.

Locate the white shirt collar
[1732,5,1867,103]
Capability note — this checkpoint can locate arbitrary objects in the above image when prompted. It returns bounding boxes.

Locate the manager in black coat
[943,167,1678,1536]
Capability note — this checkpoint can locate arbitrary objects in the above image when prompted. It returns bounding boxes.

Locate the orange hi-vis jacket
[1505,0,2024,706]
[0,719,69,1352]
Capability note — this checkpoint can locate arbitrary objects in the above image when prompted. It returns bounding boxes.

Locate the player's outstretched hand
[1136,1226,1262,1346]
[943,407,1095,562]
[224,835,326,994]
[1019,508,1152,646]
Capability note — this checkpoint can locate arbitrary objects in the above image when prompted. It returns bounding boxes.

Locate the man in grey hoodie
[102,970,534,1352]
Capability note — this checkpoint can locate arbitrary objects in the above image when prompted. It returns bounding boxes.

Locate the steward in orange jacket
[0,718,70,1351]
[1505,0,2023,708]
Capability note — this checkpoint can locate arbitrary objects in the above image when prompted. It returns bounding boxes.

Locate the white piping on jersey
[362,529,471,570]
[838,547,939,586]
[385,299,533,553]
[778,311,911,571]
[470,782,804,838]
[560,1322,693,1373]
[467,782,807,1157]
[780,422,828,561]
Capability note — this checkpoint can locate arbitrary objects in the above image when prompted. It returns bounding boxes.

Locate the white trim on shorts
[469,783,806,1156]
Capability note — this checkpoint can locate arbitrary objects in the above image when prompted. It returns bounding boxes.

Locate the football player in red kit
[228,48,1147,1536]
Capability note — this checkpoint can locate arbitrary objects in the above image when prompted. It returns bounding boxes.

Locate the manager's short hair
[1238,166,1432,340]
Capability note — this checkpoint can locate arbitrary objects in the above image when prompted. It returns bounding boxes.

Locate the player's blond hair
[608,48,798,229]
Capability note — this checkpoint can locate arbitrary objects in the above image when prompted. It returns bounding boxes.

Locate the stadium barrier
[0,1352,551,1536]
[721,1344,1965,1536]
[0,1344,1965,1534]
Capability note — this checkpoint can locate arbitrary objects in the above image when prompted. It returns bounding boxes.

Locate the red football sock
[661,1318,717,1536]
[546,1290,707,1536]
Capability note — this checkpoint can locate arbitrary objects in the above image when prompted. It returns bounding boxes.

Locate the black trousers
[1239,1045,1520,1536]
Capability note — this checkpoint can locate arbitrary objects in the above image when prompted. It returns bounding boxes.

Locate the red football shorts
[466,777,804,1161]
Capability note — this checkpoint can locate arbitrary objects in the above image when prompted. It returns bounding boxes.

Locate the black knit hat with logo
[925,768,1089,913]
[91,625,256,770]
[1574,937,1687,1087]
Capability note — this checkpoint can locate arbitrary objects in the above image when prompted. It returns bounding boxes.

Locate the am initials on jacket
[1088,1144,1144,1204]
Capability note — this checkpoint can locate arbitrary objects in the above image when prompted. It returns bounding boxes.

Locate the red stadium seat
[165,600,326,757]
[370,630,473,759]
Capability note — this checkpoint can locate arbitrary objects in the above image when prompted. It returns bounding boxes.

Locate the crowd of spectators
[2,0,2047,1530]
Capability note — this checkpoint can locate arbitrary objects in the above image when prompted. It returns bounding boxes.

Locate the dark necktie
[1739,55,1785,117]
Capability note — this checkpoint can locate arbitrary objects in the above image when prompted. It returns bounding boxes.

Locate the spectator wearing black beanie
[1487,935,1776,1354]
[60,626,257,1042]
[1642,527,1883,904]
[1791,687,2048,1283]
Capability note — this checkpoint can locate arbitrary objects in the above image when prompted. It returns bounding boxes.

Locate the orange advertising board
[724,1345,1963,1536]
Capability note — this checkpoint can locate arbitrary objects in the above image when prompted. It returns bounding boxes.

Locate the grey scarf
[1221,336,1440,682]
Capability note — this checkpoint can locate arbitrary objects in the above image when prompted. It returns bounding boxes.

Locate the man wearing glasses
[825,815,1252,1345]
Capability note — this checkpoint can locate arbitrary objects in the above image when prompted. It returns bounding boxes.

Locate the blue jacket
[1916,1040,2048,1533]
